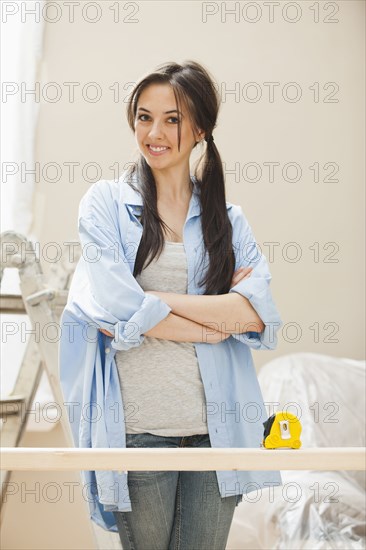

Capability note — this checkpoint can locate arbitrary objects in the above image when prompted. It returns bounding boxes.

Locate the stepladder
[0,230,122,550]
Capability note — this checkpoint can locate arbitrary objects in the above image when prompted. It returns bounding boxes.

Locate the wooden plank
[1,447,365,471]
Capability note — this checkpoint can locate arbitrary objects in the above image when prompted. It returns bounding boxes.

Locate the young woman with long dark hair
[59,59,283,550]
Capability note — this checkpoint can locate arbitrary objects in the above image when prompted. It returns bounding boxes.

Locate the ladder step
[26,289,55,306]
[0,395,25,417]
[0,291,68,314]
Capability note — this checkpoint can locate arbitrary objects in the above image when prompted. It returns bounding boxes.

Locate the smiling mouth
[147,145,170,155]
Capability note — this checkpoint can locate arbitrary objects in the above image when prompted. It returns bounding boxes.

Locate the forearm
[146,291,265,334]
[144,312,231,344]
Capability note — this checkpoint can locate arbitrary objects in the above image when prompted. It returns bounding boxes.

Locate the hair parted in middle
[125,59,236,296]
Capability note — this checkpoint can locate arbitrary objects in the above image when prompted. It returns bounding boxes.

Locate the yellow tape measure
[262,411,302,449]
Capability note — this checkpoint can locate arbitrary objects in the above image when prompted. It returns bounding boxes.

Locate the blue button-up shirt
[58,169,283,532]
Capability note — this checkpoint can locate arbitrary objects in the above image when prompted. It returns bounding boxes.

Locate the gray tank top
[115,241,208,436]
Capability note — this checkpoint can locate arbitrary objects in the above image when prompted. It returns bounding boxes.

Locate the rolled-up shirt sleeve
[228,205,283,350]
[69,183,172,351]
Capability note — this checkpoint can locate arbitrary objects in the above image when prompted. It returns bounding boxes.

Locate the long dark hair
[125,60,235,295]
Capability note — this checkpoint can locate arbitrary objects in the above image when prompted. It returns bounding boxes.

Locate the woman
[59,60,283,549]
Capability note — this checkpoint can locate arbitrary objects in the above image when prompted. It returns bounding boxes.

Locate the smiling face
[134,83,203,174]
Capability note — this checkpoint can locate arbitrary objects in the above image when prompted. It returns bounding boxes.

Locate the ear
[194,128,205,143]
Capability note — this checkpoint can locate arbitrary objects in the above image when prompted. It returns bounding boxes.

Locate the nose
[147,119,165,142]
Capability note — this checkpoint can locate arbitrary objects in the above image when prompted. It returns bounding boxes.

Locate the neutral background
[33,2,364,363]
[1,1,365,548]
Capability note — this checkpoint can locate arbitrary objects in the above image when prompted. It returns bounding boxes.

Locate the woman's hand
[230,267,253,289]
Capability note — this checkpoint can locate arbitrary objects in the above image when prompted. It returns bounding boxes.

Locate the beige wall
[33,1,365,365]
[3,1,364,549]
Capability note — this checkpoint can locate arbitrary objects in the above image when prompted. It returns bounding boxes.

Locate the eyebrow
[137,107,184,117]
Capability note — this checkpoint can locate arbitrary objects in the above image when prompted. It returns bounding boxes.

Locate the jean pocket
[125,432,158,448]
[125,433,146,448]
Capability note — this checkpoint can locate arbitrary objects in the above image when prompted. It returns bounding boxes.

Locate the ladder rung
[26,289,55,306]
[0,294,25,313]
[0,395,26,404]
[0,291,69,313]
[0,396,25,417]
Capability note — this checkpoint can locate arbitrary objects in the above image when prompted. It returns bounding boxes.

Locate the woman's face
[134,83,203,173]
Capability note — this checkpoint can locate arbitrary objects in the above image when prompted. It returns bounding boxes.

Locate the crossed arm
[100,268,265,344]
[144,288,264,339]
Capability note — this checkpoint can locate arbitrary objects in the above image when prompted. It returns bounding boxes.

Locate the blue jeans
[113,432,242,550]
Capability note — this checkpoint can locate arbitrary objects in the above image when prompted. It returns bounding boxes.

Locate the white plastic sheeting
[227,352,365,550]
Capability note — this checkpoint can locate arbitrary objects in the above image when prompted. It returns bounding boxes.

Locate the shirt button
[105,347,111,353]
